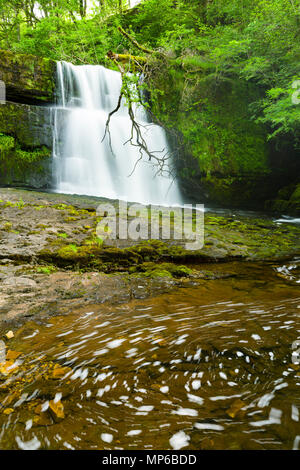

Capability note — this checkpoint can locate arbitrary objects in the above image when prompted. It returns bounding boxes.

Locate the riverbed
[0,259,299,450]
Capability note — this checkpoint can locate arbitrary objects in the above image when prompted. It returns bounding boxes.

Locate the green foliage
[15,146,50,164]
[36,265,57,275]
[0,130,51,186]
[0,133,15,155]
[0,0,299,197]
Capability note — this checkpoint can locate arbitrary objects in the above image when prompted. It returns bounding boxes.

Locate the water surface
[0,261,299,450]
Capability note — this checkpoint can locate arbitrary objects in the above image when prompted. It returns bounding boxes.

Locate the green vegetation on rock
[0,0,298,212]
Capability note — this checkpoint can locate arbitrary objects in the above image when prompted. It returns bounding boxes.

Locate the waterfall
[52,61,182,205]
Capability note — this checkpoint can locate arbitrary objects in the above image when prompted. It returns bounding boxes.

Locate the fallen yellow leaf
[6,350,22,361]
[52,364,72,379]
[49,399,65,421]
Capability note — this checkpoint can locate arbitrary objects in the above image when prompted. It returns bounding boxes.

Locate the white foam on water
[16,435,41,450]
[169,431,190,450]
[101,433,113,443]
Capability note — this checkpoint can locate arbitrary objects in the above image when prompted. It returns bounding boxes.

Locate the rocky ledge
[0,188,299,328]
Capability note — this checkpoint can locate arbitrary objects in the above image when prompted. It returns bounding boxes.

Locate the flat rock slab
[0,187,299,328]
[0,187,299,264]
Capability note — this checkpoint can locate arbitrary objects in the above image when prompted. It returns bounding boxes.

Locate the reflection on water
[275,258,300,284]
[0,262,299,450]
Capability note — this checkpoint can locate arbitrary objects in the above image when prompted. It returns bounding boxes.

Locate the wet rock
[2,277,37,288]
[0,359,18,375]
[0,49,55,104]
[6,350,22,361]
[33,413,53,427]
[0,187,299,329]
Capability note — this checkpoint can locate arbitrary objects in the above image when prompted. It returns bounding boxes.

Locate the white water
[52,61,182,205]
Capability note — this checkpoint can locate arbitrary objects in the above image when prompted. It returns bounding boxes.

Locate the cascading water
[52,61,182,205]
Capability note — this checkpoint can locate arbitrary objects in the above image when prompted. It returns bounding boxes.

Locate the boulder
[0,101,52,189]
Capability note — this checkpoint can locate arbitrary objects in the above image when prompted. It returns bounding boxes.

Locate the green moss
[2,222,13,231]
[36,265,57,275]
[149,60,272,207]
[0,49,55,102]
[64,216,78,222]
[290,184,300,203]
[146,269,173,278]
[265,183,300,216]
[57,232,68,239]
[130,261,193,278]
[57,244,79,259]
[15,146,50,164]
[84,236,104,247]
[0,129,51,187]
[53,204,69,210]
[0,133,15,155]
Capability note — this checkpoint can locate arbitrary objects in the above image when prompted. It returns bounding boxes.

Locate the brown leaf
[6,350,22,361]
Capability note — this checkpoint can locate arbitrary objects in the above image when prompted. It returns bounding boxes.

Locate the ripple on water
[0,265,300,449]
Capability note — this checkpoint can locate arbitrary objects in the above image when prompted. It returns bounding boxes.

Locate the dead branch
[103,33,175,177]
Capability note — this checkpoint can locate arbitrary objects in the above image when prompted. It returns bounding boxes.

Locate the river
[0,259,299,450]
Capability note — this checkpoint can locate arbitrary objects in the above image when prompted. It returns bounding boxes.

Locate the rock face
[0,50,55,189]
[0,187,299,327]
[0,49,56,104]
[266,183,300,216]
[0,102,53,188]
[151,64,300,215]
[0,101,52,148]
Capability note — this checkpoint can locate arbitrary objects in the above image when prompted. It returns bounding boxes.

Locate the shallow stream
[0,260,299,450]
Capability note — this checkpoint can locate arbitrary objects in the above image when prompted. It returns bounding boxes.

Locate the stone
[0,102,52,189]
[0,49,56,104]
[226,399,246,418]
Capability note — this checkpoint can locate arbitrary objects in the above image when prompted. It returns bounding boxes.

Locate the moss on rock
[266,183,300,216]
[0,131,51,188]
[148,58,297,210]
[0,49,56,104]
